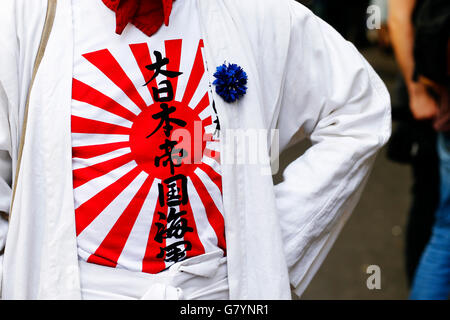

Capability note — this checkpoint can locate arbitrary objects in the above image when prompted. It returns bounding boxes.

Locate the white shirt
[72,0,225,275]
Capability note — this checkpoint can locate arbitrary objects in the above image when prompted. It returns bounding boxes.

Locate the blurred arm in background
[388,0,438,120]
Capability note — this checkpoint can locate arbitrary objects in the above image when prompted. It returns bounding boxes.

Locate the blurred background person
[291,0,449,299]
[387,0,440,288]
[369,0,391,50]
[389,0,450,299]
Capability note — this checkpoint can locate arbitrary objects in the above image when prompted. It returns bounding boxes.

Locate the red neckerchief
[102,0,175,37]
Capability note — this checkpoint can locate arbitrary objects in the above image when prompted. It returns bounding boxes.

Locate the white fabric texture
[0,0,391,299]
[79,250,228,300]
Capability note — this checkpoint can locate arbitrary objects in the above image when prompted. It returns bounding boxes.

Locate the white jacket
[0,0,391,299]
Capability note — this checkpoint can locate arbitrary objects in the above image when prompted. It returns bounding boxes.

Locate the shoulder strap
[10,0,58,216]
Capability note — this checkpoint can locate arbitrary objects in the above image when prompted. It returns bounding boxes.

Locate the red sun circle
[129,101,207,179]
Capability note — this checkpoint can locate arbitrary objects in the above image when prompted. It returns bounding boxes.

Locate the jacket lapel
[197,0,292,299]
[197,0,249,299]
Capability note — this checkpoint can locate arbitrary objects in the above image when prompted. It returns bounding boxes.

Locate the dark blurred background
[274,0,412,299]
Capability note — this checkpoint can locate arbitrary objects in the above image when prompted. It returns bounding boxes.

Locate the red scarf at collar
[102,0,175,37]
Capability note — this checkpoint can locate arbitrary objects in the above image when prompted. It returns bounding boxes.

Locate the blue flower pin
[213,63,248,103]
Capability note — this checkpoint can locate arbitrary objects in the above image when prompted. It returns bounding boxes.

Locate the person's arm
[388,0,438,120]
[275,2,391,297]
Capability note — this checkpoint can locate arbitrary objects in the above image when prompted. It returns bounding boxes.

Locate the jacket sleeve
[0,0,17,289]
[274,1,391,297]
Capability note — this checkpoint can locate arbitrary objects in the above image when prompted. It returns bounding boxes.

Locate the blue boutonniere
[213,63,248,103]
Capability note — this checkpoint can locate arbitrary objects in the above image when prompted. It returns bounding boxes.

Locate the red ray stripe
[130,43,159,101]
[71,115,131,135]
[85,254,116,268]
[181,40,205,106]
[72,79,137,122]
[142,195,167,274]
[189,174,226,252]
[181,192,205,259]
[72,141,130,159]
[202,116,213,128]
[164,39,183,98]
[197,163,223,193]
[76,166,142,236]
[83,49,147,110]
[73,153,135,189]
[204,149,221,164]
[194,92,210,116]
[88,176,155,268]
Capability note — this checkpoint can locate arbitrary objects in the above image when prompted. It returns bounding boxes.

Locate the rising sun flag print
[71,39,226,274]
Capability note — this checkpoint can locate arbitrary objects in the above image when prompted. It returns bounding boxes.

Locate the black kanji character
[147,103,187,138]
[154,139,187,175]
[158,174,189,207]
[152,80,174,103]
[157,241,192,263]
[154,208,193,243]
[144,50,183,86]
